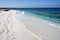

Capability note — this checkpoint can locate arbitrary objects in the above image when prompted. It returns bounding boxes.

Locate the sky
[0,0,60,8]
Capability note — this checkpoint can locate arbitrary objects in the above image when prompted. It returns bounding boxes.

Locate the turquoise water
[11,8,60,24]
[24,11,60,24]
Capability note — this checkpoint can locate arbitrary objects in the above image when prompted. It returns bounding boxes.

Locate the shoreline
[17,11,60,40]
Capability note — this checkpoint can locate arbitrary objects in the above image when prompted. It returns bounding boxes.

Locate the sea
[10,8,60,24]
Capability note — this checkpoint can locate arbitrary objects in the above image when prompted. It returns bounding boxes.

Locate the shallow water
[11,8,60,24]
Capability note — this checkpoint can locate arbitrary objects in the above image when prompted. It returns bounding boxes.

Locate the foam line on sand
[24,26,42,40]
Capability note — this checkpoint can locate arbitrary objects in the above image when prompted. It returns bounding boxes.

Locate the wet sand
[17,11,60,40]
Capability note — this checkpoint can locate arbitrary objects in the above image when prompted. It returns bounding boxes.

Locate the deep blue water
[10,8,60,24]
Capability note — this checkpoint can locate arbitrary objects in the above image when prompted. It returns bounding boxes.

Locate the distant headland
[0,8,10,11]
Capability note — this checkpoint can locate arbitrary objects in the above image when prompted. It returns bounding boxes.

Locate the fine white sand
[0,10,38,40]
[17,11,60,40]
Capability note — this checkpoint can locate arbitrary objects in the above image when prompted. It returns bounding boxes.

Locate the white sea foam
[49,23,60,29]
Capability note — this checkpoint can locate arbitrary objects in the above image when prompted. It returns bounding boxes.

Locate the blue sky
[0,0,60,8]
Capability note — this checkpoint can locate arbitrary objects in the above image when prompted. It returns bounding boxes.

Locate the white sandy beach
[0,10,38,40]
[17,11,60,40]
[0,10,60,40]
